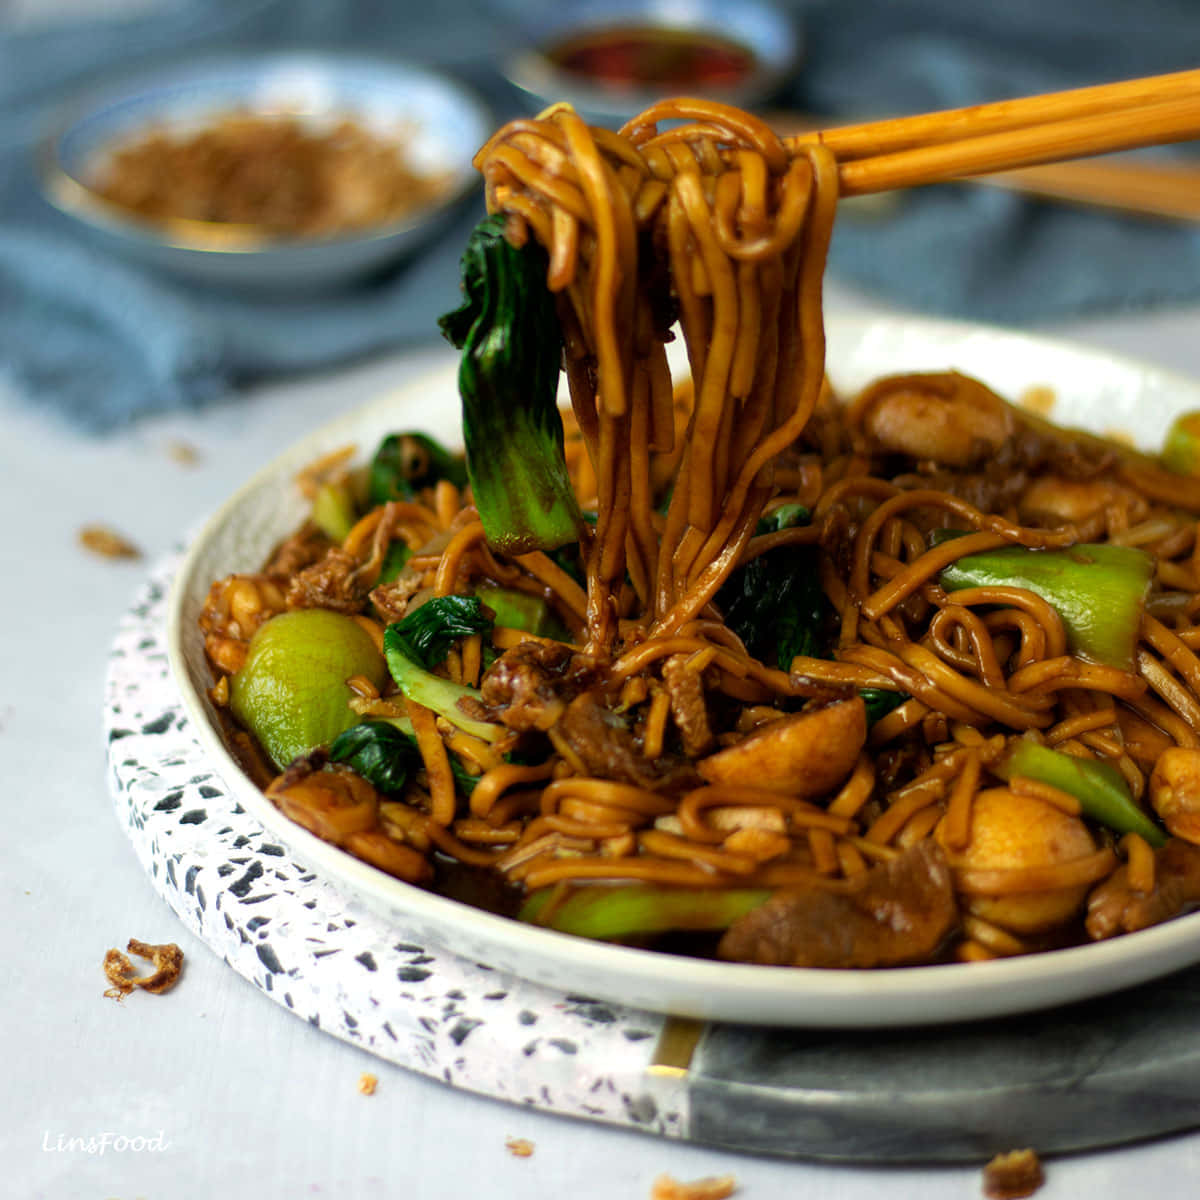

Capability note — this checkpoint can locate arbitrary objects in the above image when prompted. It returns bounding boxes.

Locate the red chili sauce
[544,24,757,91]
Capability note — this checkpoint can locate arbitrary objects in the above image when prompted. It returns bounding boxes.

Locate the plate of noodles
[168,101,1200,1027]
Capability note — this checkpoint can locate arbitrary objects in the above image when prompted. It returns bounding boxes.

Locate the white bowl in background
[39,52,491,292]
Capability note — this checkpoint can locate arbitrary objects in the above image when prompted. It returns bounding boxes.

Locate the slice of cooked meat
[264,524,330,579]
[661,653,714,757]
[1085,838,1200,940]
[368,569,425,624]
[480,641,600,732]
[285,547,370,613]
[556,692,702,792]
[717,841,958,968]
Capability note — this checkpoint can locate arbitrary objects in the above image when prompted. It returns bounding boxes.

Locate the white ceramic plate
[167,312,1200,1027]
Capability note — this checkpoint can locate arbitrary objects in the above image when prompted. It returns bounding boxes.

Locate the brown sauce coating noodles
[201,99,1200,968]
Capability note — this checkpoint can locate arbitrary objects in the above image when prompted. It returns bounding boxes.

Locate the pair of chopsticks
[784,66,1200,202]
[973,158,1200,223]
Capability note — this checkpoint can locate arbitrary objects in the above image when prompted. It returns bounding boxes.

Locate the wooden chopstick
[836,95,1200,196]
[783,68,1200,198]
[972,158,1200,222]
[787,66,1200,162]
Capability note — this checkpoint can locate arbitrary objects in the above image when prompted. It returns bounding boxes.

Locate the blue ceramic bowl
[39,52,491,292]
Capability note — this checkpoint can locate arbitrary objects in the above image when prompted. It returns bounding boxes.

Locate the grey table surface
[6,276,1200,1199]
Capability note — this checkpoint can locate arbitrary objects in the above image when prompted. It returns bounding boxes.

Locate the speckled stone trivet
[105,556,1200,1163]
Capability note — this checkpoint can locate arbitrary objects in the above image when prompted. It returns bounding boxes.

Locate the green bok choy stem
[940,543,1154,670]
[995,738,1166,846]
[519,885,772,941]
[439,214,582,556]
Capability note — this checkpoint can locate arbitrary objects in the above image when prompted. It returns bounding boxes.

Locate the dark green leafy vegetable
[368,433,467,505]
[382,637,502,743]
[388,595,494,670]
[764,502,809,529]
[383,599,502,743]
[994,738,1166,846]
[329,719,420,796]
[718,506,910,714]
[939,543,1154,671]
[519,885,771,941]
[439,213,582,555]
[860,688,907,726]
[330,717,480,796]
[381,604,499,744]
[718,504,829,669]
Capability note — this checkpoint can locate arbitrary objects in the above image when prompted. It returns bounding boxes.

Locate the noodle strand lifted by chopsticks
[478,101,839,651]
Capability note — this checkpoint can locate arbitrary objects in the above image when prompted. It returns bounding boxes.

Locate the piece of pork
[368,569,426,624]
[556,692,702,792]
[717,841,959,968]
[1085,838,1200,940]
[479,641,601,732]
[285,547,371,613]
[661,653,714,757]
[263,524,331,579]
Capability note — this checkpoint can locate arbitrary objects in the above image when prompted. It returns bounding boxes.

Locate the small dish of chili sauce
[503,0,799,124]
[544,24,758,92]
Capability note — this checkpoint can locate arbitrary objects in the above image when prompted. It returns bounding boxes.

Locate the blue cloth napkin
[799,0,1200,324]
[2,0,1199,431]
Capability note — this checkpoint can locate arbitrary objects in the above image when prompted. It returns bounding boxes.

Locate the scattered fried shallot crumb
[79,524,142,560]
[358,1073,378,1096]
[650,1173,737,1200]
[167,440,201,466]
[103,939,183,998]
[982,1148,1045,1199]
[505,1137,535,1158]
[93,113,451,237]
